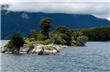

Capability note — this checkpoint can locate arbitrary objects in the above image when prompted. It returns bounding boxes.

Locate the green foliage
[71,30,88,46]
[51,33,66,45]
[5,32,25,53]
[35,39,52,45]
[5,17,89,51]
[27,18,88,46]
[77,36,88,43]
[74,26,110,41]
[36,33,47,41]
[72,36,88,46]
[29,29,47,41]
[4,41,13,48]
[40,17,52,28]
[55,26,72,35]
[51,27,72,45]
[25,39,34,48]
[72,31,83,40]
[29,29,37,40]
[10,33,25,48]
[52,26,72,45]
[40,17,52,39]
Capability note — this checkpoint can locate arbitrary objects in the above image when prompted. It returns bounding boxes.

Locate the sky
[1,0,110,20]
[1,0,110,3]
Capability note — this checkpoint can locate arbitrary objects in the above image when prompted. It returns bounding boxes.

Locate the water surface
[0,42,110,72]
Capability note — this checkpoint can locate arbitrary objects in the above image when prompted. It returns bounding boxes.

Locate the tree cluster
[4,17,88,54]
[73,26,110,41]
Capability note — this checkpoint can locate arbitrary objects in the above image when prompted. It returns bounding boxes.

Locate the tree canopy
[5,32,25,54]
[40,17,52,39]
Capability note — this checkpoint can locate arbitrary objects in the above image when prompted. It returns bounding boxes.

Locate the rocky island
[1,17,88,55]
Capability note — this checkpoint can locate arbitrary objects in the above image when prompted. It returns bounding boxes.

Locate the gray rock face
[27,44,60,55]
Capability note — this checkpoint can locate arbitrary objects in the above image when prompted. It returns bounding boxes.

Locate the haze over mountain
[1,10,110,39]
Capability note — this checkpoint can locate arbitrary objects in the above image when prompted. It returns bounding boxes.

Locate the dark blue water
[0,42,110,72]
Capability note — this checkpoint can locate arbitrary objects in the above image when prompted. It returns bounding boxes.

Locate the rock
[43,46,60,54]
[1,49,7,53]
[1,43,61,55]
[20,44,29,52]
[1,47,10,53]
[38,51,44,55]
[36,45,60,55]
[31,44,43,53]
[38,48,44,55]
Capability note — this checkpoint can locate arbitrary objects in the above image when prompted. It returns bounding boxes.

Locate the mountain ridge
[1,10,110,39]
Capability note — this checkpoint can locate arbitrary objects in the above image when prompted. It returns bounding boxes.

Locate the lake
[0,42,110,72]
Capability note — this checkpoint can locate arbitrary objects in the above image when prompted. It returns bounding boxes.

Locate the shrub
[72,31,83,40]
[77,36,88,43]
[36,33,47,41]
[4,41,13,48]
[35,39,52,45]
[51,33,71,45]
[5,33,25,54]
[55,26,72,35]
[51,26,72,45]
[72,36,88,46]
[29,29,37,40]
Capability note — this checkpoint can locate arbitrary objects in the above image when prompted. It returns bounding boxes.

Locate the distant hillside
[1,10,110,39]
[72,26,110,41]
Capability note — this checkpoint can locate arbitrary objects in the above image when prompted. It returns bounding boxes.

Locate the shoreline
[1,40,109,55]
[0,40,67,55]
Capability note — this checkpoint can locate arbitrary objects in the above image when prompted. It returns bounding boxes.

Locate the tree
[72,31,83,40]
[76,36,88,46]
[29,29,37,40]
[72,30,88,46]
[40,17,52,39]
[52,33,70,45]
[36,32,47,41]
[52,26,72,45]
[81,26,110,41]
[55,26,71,34]
[8,33,25,54]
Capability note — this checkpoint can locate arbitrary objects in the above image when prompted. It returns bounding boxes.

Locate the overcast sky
[1,0,110,20]
[1,0,110,3]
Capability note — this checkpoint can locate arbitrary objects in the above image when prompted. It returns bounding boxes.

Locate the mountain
[1,10,110,40]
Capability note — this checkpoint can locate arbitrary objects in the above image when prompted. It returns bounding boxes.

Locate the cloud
[107,17,110,20]
[1,0,109,3]
[1,0,110,19]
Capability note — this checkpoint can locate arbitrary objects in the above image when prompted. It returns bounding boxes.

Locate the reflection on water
[0,42,110,72]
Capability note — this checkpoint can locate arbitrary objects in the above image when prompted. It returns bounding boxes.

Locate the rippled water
[0,42,110,72]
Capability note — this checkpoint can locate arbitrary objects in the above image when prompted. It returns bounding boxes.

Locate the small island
[1,17,89,55]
